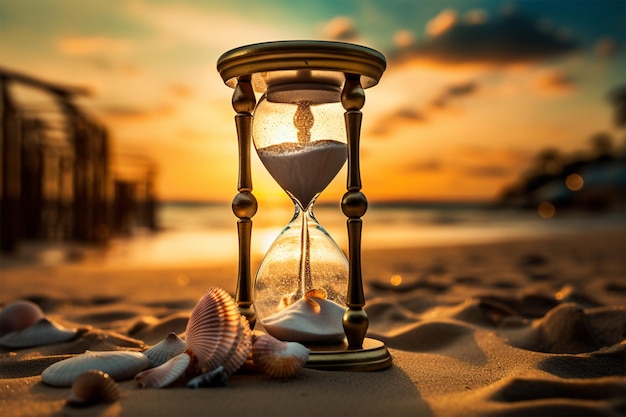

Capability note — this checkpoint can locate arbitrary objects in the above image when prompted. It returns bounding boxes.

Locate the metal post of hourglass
[230,74,257,329]
[341,73,368,349]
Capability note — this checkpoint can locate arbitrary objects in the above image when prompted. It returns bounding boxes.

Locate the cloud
[401,146,528,179]
[57,36,134,56]
[426,9,457,37]
[372,80,479,135]
[595,37,619,59]
[393,30,415,48]
[405,158,442,173]
[322,16,359,41]
[98,104,175,121]
[532,68,576,95]
[391,8,579,67]
[125,0,295,50]
[463,165,512,177]
[454,146,532,178]
[169,83,194,98]
[430,81,478,108]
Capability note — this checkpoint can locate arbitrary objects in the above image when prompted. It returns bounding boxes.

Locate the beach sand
[1,228,624,416]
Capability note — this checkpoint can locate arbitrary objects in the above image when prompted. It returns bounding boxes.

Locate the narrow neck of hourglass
[288,190,320,214]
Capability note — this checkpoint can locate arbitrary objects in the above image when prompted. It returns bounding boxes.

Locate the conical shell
[0,317,78,348]
[135,352,190,388]
[0,300,45,335]
[252,334,310,379]
[185,287,241,373]
[41,350,150,387]
[66,370,120,407]
[221,315,253,375]
[143,332,187,367]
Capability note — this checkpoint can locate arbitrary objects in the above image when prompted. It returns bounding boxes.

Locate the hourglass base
[304,338,392,371]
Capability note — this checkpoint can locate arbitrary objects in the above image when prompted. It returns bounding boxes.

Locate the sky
[1,0,624,204]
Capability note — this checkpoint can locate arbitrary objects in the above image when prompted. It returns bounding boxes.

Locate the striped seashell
[143,332,187,367]
[135,352,190,388]
[185,288,241,373]
[66,370,120,407]
[0,300,45,335]
[252,334,310,379]
[221,315,253,375]
[41,350,150,387]
[0,317,78,349]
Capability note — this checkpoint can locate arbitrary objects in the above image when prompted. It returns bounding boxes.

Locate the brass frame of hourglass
[217,40,391,371]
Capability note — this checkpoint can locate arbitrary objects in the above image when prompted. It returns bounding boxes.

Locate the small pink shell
[135,352,190,388]
[0,300,44,335]
[66,370,120,407]
[252,334,310,379]
[185,288,241,373]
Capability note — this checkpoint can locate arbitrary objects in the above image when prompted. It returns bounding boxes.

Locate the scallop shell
[0,317,78,348]
[41,350,150,387]
[135,352,190,388]
[221,315,253,375]
[0,300,45,335]
[252,334,310,379]
[66,370,120,407]
[185,287,241,373]
[143,332,187,367]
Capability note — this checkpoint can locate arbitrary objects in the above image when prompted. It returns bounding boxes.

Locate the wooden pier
[1,68,158,253]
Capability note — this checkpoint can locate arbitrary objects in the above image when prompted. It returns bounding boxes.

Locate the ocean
[101,201,624,269]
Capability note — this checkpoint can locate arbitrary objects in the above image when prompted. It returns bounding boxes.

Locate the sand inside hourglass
[256,139,348,343]
[256,139,347,208]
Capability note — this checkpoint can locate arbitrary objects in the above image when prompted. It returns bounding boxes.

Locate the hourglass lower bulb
[252,82,349,344]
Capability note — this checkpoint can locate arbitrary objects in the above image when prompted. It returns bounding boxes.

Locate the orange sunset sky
[1,0,624,204]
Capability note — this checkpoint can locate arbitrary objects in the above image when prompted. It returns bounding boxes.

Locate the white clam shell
[185,287,241,373]
[143,332,187,367]
[0,317,78,348]
[135,352,190,388]
[252,334,310,379]
[66,370,120,407]
[221,315,253,376]
[41,350,150,387]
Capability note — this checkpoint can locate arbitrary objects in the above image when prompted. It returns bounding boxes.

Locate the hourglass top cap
[216,40,386,91]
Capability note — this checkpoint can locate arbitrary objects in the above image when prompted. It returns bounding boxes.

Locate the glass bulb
[252,82,349,344]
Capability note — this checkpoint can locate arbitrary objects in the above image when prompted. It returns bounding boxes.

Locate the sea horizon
[2,198,623,271]
[93,201,626,269]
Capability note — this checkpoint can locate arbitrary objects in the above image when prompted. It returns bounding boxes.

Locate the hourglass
[217,41,391,370]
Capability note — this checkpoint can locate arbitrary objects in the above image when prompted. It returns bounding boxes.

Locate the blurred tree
[533,147,562,175]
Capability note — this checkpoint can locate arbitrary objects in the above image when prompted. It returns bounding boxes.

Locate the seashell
[135,352,190,388]
[187,365,228,388]
[143,332,187,367]
[305,288,327,300]
[66,370,120,407]
[221,315,253,375]
[252,334,310,379]
[41,350,150,387]
[0,300,45,335]
[0,317,78,348]
[185,287,241,373]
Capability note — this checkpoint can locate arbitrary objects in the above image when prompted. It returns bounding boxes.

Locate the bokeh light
[390,274,403,286]
[538,201,555,219]
[565,173,584,191]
